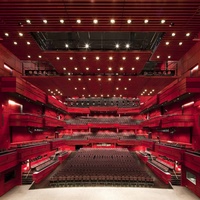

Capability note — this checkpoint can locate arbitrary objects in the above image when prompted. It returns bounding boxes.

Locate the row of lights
[67,77,133,81]
[165,41,184,46]
[57,56,140,61]
[48,89,63,96]
[156,55,172,59]
[64,67,135,72]
[24,19,167,25]
[141,89,155,96]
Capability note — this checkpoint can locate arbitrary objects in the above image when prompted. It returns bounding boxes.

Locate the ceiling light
[27,41,31,45]
[132,67,135,70]
[88,78,91,81]
[96,56,100,60]
[75,88,77,90]
[56,57,60,60]
[51,91,53,93]
[168,55,171,59]
[172,32,176,36]
[95,94,97,97]
[107,94,109,97]
[83,87,85,90]
[76,19,81,24]
[83,56,86,60]
[69,57,73,60]
[115,44,120,48]
[128,78,131,81]
[113,95,116,97]
[78,78,81,81]
[38,55,42,58]
[124,88,127,90]
[26,19,31,24]
[157,55,160,59]
[4,33,9,37]
[165,41,170,45]
[109,56,113,60]
[82,95,85,97]
[120,67,123,71]
[98,78,101,81]
[74,67,78,70]
[14,41,17,45]
[60,19,64,23]
[108,78,112,81]
[118,78,121,81]
[144,19,149,24]
[110,19,115,24]
[55,89,58,91]
[186,32,190,37]
[63,67,66,70]
[179,42,183,46]
[152,89,155,91]
[43,19,48,24]
[116,87,119,90]
[19,32,23,37]
[136,56,140,60]
[86,67,89,70]
[161,19,165,24]
[122,57,126,60]
[97,68,100,71]
[93,19,98,24]
[48,89,50,91]
[88,95,91,97]
[101,94,103,97]
[85,43,89,48]
[127,19,132,24]
[27,55,31,58]
[68,78,71,81]
[108,67,112,71]
[65,44,69,48]
[125,44,130,48]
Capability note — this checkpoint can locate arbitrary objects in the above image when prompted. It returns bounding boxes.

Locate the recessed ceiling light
[110,19,115,24]
[83,87,85,90]
[186,32,190,37]
[88,78,91,81]
[132,67,135,70]
[127,19,132,24]
[165,41,170,45]
[116,87,119,90]
[124,88,127,90]
[144,19,149,24]
[120,67,123,71]
[157,55,160,59]
[27,41,31,45]
[82,94,85,97]
[74,67,78,70]
[107,94,109,97]
[14,41,17,45]
[93,19,98,24]
[85,43,89,49]
[78,78,81,81]
[19,32,23,37]
[56,57,60,60]
[83,56,86,60]
[115,44,120,48]
[161,19,165,24]
[108,67,112,71]
[65,44,69,48]
[26,19,31,24]
[98,78,101,81]
[4,33,9,37]
[76,19,81,24]
[118,78,121,81]
[63,67,66,70]
[69,57,73,60]
[60,19,64,23]
[128,78,131,81]
[172,32,176,36]
[68,78,71,81]
[43,19,48,24]
[97,68,100,71]
[88,95,91,97]
[122,57,126,60]
[168,55,171,59]
[95,94,97,97]
[38,55,42,58]
[48,89,50,91]
[101,94,103,97]
[108,78,112,81]
[86,67,89,70]
[27,55,31,58]
[152,89,155,91]
[125,44,130,48]
[109,56,113,60]
[51,91,53,93]
[96,56,100,60]
[75,88,77,90]
[179,42,183,46]
[136,56,140,60]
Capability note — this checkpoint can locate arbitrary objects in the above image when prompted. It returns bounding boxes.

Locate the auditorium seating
[49,148,154,187]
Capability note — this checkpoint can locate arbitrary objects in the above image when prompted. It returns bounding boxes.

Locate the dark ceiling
[0,0,200,100]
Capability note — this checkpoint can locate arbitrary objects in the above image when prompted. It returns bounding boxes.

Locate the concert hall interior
[0,1,200,199]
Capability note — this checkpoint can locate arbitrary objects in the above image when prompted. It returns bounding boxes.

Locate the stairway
[22,172,33,185]
[170,172,181,185]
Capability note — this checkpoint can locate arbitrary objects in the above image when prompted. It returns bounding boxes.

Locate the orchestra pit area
[32,148,170,189]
